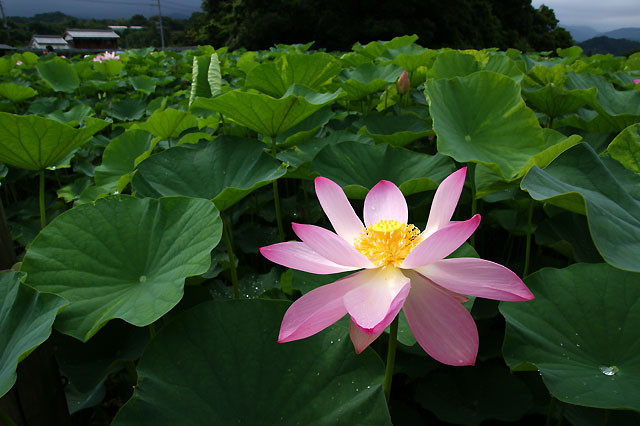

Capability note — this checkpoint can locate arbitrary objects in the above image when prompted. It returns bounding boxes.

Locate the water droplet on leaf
[600,365,619,376]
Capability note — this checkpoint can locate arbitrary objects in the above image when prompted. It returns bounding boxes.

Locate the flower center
[354,219,422,267]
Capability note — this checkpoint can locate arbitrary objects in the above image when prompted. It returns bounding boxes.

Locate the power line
[66,0,155,6]
[0,0,8,43]
[155,0,165,49]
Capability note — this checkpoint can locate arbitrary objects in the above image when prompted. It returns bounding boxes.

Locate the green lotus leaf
[484,54,523,82]
[414,361,532,425]
[356,113,433,147]
[0,272,67,398]
[191,86,342,137]
[246,52,341,98]
[0,83,37,102]
[474,131,581,198]
[207,53,222,96]
[521,143,640,272]
[93,59,124,78]
[426,71,545,180]
[501,263,640,410]
[48,104,93,126]
[526,64,567,86]
[339,63,404,100]
[189,53,220,105]
[111,299,391,426]
[135,108,198,140]
[132,136,287,211]
[522,83,592,118]
[20,196,222,341]
[607,123,640,173]
[54,320,148,413]
[429,51,479,79]
[109,98,147,122]
[130,75,156,95]
[276,131,373,178]
[0,112,109,170]
[94,129,154,191]
[353,34,419,60]
[310,141,453,199]
[382,44,436,74]
[564,72,640,131]
[36,57,80,92]
[275,107,334,148]
[563,404,640,426]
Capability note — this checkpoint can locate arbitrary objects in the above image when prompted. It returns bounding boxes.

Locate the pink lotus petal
[292,223,373,268]
[349,319,383,353]
[278,271,363,342]
[260,242,362,274]
[343,268,410,331]
[315,177,364,244]
[363,180,407,227]
[424,167,467,238]
[403,271,478,366]
[402,214,481,268]
[416,258,534,301]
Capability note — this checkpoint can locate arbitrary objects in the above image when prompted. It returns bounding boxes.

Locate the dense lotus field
[1,35,640,425]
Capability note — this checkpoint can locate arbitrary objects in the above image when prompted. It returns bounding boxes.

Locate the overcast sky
[532,0,640,31]
[3,0,202,19]
[3,0,639,32]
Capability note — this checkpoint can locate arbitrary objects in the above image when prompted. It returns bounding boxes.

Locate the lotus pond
[1,37,640,425]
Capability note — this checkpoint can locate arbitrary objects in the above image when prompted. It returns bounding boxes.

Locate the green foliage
[112,300,392,425]
[199,0,573,51]
[2,37,640,426]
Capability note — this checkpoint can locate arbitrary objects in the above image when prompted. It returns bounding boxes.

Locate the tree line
[196,0,573,51]
[2,0,573,52]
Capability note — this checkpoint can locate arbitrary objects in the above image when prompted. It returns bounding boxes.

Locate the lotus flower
[397,70,410,94]
[102,51,120,60]
[260,168,533,365]
[633,79,640,85]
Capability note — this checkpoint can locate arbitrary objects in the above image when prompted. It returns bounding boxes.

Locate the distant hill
[566,25,600,43]
[578,36,640,56]
[601,27,640,42]
[9,11,78,24]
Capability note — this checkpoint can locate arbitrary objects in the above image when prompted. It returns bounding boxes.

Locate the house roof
[30,35,69,45]
[64,29,120,39]
[0,44,14,50]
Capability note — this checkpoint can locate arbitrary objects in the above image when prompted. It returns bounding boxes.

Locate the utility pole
[0,0,9,44]
[156,0,165,49]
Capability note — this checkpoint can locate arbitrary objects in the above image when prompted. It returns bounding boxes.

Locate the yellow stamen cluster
[354,219,422,268]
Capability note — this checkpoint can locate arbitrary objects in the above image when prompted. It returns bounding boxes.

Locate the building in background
[29,35,69,50]
[63,29,119,49]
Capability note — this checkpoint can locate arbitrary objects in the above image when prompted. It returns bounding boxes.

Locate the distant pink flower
[92,51,119,63]
[397,70,410,94]
[260,168,533,366]
[15,61,22,66]
[633,79,640,85]
[102,51,120,60]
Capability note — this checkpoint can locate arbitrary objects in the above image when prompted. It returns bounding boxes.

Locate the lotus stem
[271,137,285,241]
[222,213,239,299]
[383,316,399,402]
[0,408,18,426]
[545,397,564,426]
[39,170,46,229]
[523,198,534,277]
[468,163,477,248]
[545,397,555,426]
